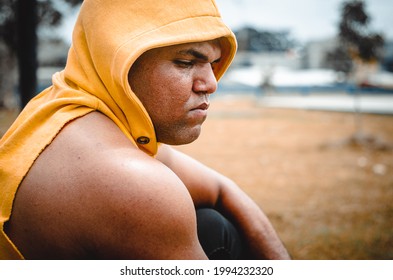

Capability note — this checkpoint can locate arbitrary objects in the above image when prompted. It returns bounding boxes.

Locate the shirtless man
[0,0,290,260]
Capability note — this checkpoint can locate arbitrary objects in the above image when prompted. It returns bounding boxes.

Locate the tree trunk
[16,0,38,108]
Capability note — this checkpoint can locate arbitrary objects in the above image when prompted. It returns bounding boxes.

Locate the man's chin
[158,127,202,146]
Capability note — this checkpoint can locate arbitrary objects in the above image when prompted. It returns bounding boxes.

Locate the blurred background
[0,0,393,108]
[0,0,392,259]
[215,0,393,115]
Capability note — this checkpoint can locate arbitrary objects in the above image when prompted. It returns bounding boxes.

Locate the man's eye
[174,60,194,68]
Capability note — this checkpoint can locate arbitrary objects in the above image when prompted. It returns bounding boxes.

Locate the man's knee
[196,208,245,259]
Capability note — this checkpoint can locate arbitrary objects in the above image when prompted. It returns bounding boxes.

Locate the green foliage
[325,0,384,75]
[325,46,353,74]
[0,0,83,107]
[0,0,17,50]
[0,0,83,51]
[339,0,384,62]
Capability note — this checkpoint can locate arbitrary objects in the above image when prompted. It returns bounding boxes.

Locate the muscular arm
[79,154,208,260]
[7,112,207,260]
[157,144,291,260]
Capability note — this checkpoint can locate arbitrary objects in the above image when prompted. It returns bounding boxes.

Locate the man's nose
[192,64,218,94]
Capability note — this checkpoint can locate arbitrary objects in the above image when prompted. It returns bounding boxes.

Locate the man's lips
[192,102,210,111]
[189,102,209,120]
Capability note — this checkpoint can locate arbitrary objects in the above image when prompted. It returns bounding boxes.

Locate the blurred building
[0,41,18,108]
[381,40,393,72]
[37,38,69,91]
[233,26,300,69]
[224,27,393,91]
[302,37,339,69]
[38,38,69,67]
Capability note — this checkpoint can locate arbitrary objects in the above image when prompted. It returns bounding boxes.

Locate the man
[0,0,290,259]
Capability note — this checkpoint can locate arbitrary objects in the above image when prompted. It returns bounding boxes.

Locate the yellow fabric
[0,0,237,259]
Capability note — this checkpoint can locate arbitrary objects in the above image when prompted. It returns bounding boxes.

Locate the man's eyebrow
[177,49,221,63]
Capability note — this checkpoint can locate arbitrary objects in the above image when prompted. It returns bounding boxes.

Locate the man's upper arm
[156,144,230,208]
[78,153,207,259]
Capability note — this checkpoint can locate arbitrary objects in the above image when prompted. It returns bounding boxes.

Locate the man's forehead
[169,40,222,56]
[136,39,222,63]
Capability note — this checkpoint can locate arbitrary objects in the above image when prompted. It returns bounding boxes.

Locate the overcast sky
[215,0,393,43]
[60,0,392,44]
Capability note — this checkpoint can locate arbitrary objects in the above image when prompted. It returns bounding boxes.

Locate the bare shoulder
[7,112,206,259]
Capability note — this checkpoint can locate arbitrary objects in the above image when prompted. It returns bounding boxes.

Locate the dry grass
[1,95,392,260]
[176,95,393,260]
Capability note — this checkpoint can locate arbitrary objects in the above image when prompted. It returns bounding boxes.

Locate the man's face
[128,40,222,145]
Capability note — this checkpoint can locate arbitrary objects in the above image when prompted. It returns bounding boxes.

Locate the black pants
[196,208,248,260]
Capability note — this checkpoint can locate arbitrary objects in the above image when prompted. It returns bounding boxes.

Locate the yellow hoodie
[0,0,236,259]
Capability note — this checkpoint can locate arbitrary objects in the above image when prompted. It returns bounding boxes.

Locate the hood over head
[64,0,237,155]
